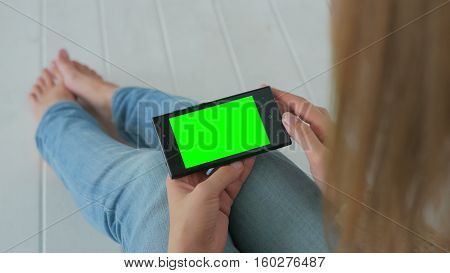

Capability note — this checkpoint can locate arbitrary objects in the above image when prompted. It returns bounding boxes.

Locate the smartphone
[153,86,291,178]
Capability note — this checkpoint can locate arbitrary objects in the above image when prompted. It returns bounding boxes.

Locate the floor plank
[160,0,241,101]
[276,0,332,108]
[43,0,120,252]
[217,0,313,174]
[44,171,121,252]
[0,0,41,252]
[218,0,304,91]
[101,0,174,92]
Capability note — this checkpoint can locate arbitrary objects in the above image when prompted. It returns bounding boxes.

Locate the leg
[36,102,168,251]
[230,152,330,252]
[111,86,195,148]
[54,50,329,252]
[35,95,239,252]
[110,87,329,252]
[37,52,239,252]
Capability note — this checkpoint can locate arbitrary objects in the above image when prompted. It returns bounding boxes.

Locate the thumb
[197,161,244,196]
[282,112,323,157]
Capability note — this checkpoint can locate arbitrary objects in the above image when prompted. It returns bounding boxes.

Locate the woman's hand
[166,157,255,252]
[272,87,332,191]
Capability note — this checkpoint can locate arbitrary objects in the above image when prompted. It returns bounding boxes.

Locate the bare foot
[29,67,75,121]
[53,49,118,123]
[53,49,120,139]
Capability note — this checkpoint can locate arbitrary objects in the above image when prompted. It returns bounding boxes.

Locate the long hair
[327,0,449,252]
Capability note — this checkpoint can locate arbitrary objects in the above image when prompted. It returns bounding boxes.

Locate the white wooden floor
[0,0,332,252]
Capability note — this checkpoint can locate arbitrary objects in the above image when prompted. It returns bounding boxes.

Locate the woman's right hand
[272,87,332,192]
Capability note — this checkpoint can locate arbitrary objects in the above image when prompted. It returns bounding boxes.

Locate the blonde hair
[327,0,450,252]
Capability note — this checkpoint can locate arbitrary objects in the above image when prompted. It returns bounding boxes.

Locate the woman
[30,51,328,253]
[166,0,449,252]
[29,0,448,252]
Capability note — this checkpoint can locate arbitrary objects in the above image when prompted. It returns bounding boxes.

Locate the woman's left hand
[166,157,255,252]
[271,87,332,192]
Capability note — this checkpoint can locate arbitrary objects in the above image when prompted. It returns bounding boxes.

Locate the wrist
[168,230,202,253]
[168,239,206,253]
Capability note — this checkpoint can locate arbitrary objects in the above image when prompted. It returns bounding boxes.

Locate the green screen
[169,96,270,168]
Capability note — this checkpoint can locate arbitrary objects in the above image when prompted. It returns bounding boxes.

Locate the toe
[73,61,82,69]
[59,48,70,61]
[55,49,77,77]
[81,64,90,72]
[37,77,45,88]
[89,68,97,75]
[73,61,89,73]
[72,61,100,78]
[29,92,38,102]
[42,68,53,87]
[31,84,43,97]
[50,64,64,85]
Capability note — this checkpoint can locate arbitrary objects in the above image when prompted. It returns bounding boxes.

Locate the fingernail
[282,112,297,128]
[231,161,243,170]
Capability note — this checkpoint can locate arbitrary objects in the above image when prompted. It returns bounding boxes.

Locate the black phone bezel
[152,86,292,178]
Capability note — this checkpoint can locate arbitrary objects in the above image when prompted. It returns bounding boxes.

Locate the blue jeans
[35,87,329,252]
